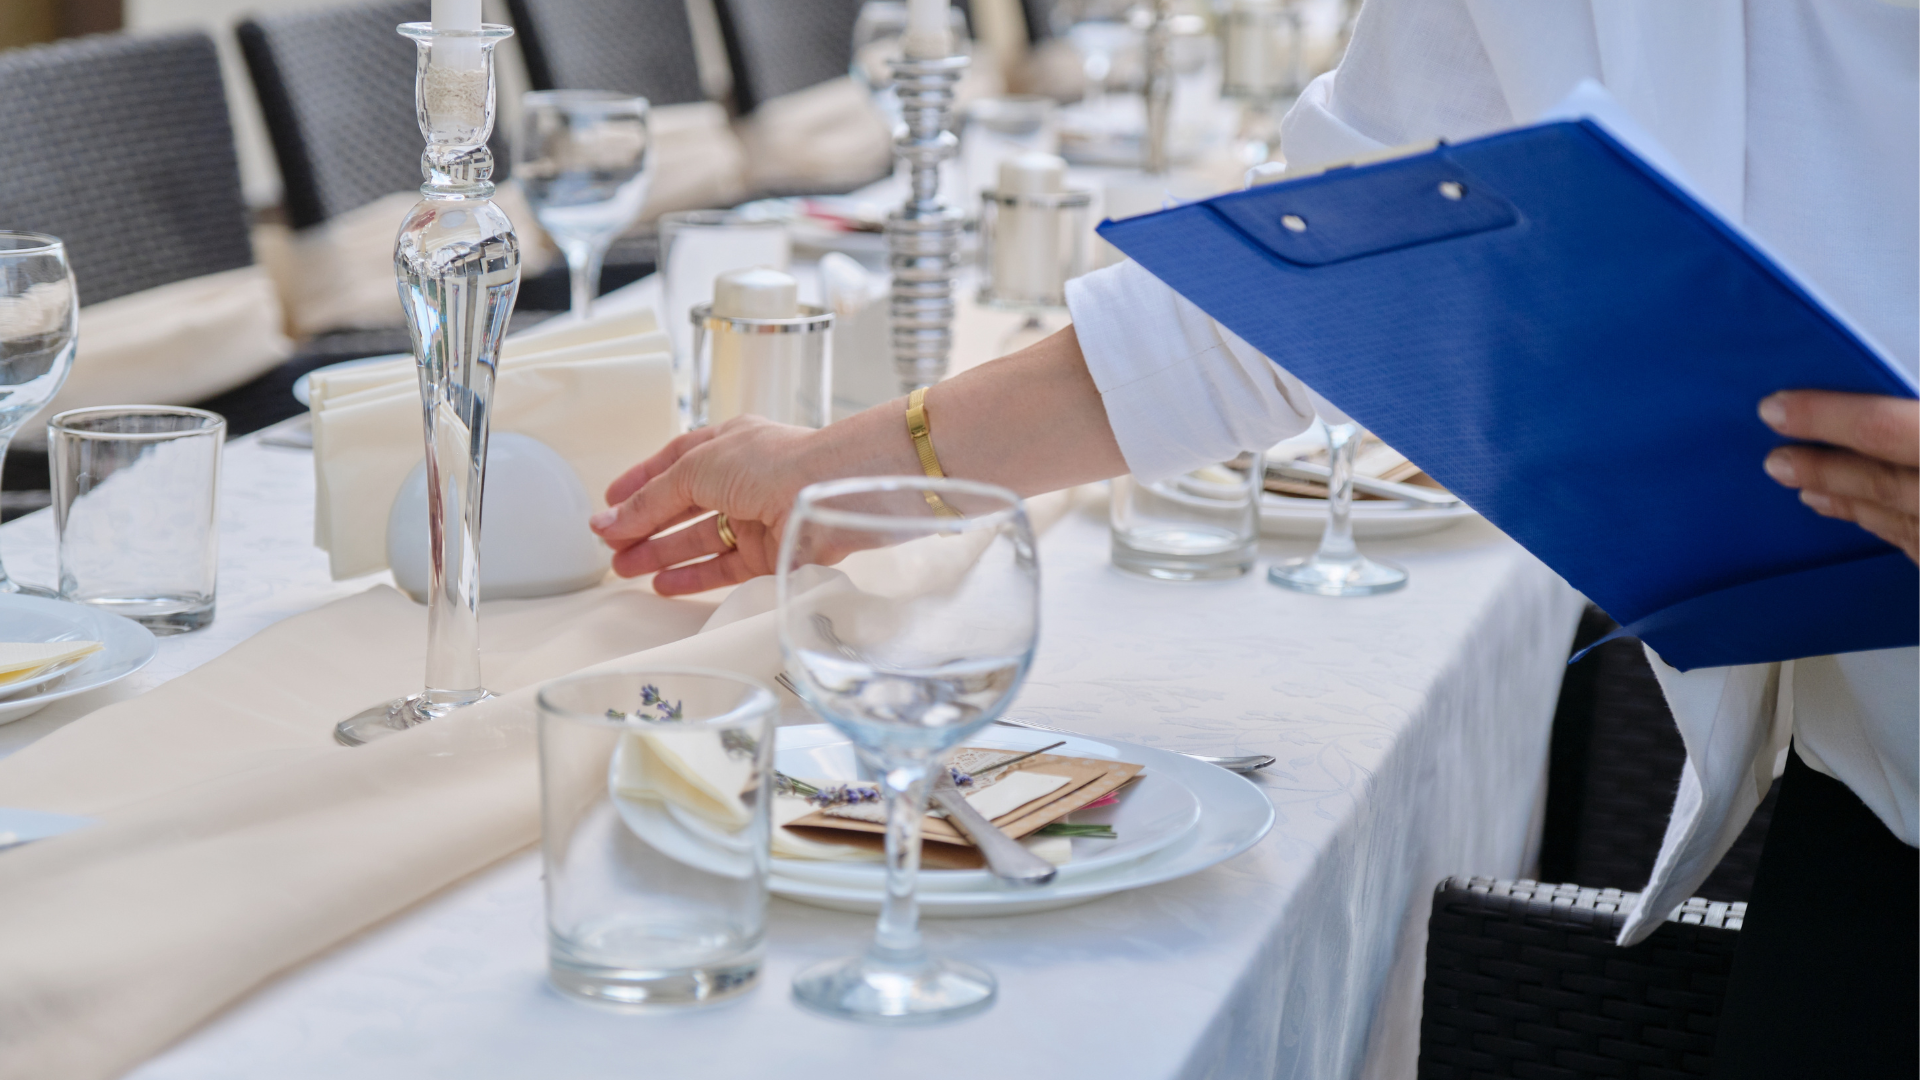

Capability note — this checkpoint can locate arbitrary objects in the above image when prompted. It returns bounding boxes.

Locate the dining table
[0,267,1584,1080]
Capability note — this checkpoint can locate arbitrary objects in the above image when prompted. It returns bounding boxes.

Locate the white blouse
[1064,0,1919,942]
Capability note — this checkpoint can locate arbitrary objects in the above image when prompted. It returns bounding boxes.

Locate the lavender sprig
[604,684,685,723]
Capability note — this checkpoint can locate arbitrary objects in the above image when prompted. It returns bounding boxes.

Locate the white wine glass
[779,476,1039,1023]
[516,91,652,320]
[0,233,76,596]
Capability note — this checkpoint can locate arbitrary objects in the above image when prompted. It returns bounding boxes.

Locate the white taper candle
[904,0,954,59]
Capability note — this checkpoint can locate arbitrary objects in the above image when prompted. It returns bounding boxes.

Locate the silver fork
[775,673,1273,775]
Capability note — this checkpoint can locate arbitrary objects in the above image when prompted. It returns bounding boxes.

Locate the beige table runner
[0,490,1071,1080]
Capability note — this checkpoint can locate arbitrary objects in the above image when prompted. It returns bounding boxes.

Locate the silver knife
[929,767,1057,887]
[1264,458,1461,507]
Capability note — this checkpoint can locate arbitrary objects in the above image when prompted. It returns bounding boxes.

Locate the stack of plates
[0,595,157,726]
[771,724,1274,916]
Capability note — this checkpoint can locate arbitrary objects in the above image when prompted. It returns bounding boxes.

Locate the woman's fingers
[603,427,720,508]
[1765,445,1920,515]
[1760,391,1920,467]
[1794,489,1920,562]
[652,552,759,596]
[609,515,731,577]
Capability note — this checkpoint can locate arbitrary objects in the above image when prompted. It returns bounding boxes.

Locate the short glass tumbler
[539,668,776,1008]
[1109,453,1264,581]
[50,406,224,633]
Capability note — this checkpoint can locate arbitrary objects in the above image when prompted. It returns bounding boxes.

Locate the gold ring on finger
[715,512,739,551]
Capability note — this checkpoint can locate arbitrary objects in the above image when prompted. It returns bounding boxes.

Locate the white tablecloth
[0,256,1584,1075]
[0,438,1579,1079]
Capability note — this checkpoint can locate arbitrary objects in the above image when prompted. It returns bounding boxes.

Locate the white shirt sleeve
[1064,259,1318,483]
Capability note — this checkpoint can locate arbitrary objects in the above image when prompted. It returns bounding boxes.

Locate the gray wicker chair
[505,0,705,104]
[711,0,872,114]
[237,0,432,232]
[0,31,252,306]
[1419,877,1746,1079]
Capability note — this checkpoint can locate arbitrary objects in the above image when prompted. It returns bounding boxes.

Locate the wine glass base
[334,689,495,747]
[1267,554,1408,596]
[792,950,996,1024]
[2,581,61,600]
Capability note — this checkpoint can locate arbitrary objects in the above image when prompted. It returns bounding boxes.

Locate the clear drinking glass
[517,91,652,321]
[658,211,792,430]
[780,477,1039,1023]
[1267,421,1408,595]
[0,232,76,597]
[49,406,224,633]
[1110,452,1264,581]
[540,668,776,1007]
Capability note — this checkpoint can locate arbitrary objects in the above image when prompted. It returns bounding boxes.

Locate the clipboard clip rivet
[1438,181,1466,201]
[1281,214,1308,233]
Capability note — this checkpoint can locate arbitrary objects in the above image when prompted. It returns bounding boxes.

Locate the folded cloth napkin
[309,308,677,580]
[15,265,292,450]
[0,488,1074,1080]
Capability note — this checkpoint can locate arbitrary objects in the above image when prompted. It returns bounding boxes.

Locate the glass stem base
[1267,553,1407,596]
[335,688,495,747]
[791,946,996,1024]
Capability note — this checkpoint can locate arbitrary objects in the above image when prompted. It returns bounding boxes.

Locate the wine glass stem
[565,240,606,321]
[870,762,932,963]
[0,433,20,591]
[1315,421,1361,563]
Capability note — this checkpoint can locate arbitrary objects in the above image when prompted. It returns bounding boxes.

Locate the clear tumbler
[49,406,224,633]
[539,668,776,1007]
[1109,453,1265,581]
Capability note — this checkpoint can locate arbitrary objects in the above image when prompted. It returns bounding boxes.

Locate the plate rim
[768,723,1274,910]
[0,595,157,716]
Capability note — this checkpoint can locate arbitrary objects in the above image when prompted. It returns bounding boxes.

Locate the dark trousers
[1710,747,1919,1078]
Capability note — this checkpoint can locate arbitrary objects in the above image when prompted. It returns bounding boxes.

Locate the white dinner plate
[770,724,1274,917]
[290,353,411,407]
[772,724,1202,892]
[0,595,158,726]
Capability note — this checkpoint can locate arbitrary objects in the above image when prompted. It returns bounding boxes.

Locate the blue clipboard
[1098,120,1918,671]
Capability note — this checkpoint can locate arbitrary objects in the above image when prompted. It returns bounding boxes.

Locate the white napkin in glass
[309,309,677,580]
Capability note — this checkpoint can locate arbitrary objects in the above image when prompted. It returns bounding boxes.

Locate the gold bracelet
[905,387,962,518]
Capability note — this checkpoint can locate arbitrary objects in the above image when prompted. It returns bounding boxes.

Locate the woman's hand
[1760,390,1919,563]
[589,415,817,596]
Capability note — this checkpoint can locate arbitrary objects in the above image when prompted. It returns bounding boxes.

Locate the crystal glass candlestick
[338,21,521,747]
[887,52,969,393]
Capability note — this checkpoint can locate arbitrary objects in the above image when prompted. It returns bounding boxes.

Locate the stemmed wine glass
[1267,417,1408,595]
[516,91,653,320]
[778,476,1039,1023]
[0,233,76,597]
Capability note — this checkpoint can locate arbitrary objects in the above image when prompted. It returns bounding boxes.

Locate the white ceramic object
[769,724,1274,917]
[387,432,609,602]
[0,595,158,726]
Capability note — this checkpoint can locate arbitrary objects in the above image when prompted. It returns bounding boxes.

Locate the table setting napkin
[308,308,678,580]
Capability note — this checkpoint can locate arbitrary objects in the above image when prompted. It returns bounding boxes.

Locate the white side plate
[0,596,158,726]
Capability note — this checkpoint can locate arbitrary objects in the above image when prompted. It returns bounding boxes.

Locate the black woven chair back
[505,0,705,104]
[710,0,869,114]
[1539,606,1776,902]
[238,0,435,231]
[0,31,252,307]
[1420,877,1745,1078]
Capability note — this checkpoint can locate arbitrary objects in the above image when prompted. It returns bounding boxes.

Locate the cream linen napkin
[0,489,1073,1080]
[309,309,677,580]
[15,265,292,450]
[736,77,894,194]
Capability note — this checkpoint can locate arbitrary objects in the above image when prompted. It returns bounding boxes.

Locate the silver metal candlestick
[337,21,521,746]
[886,52,969,393]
